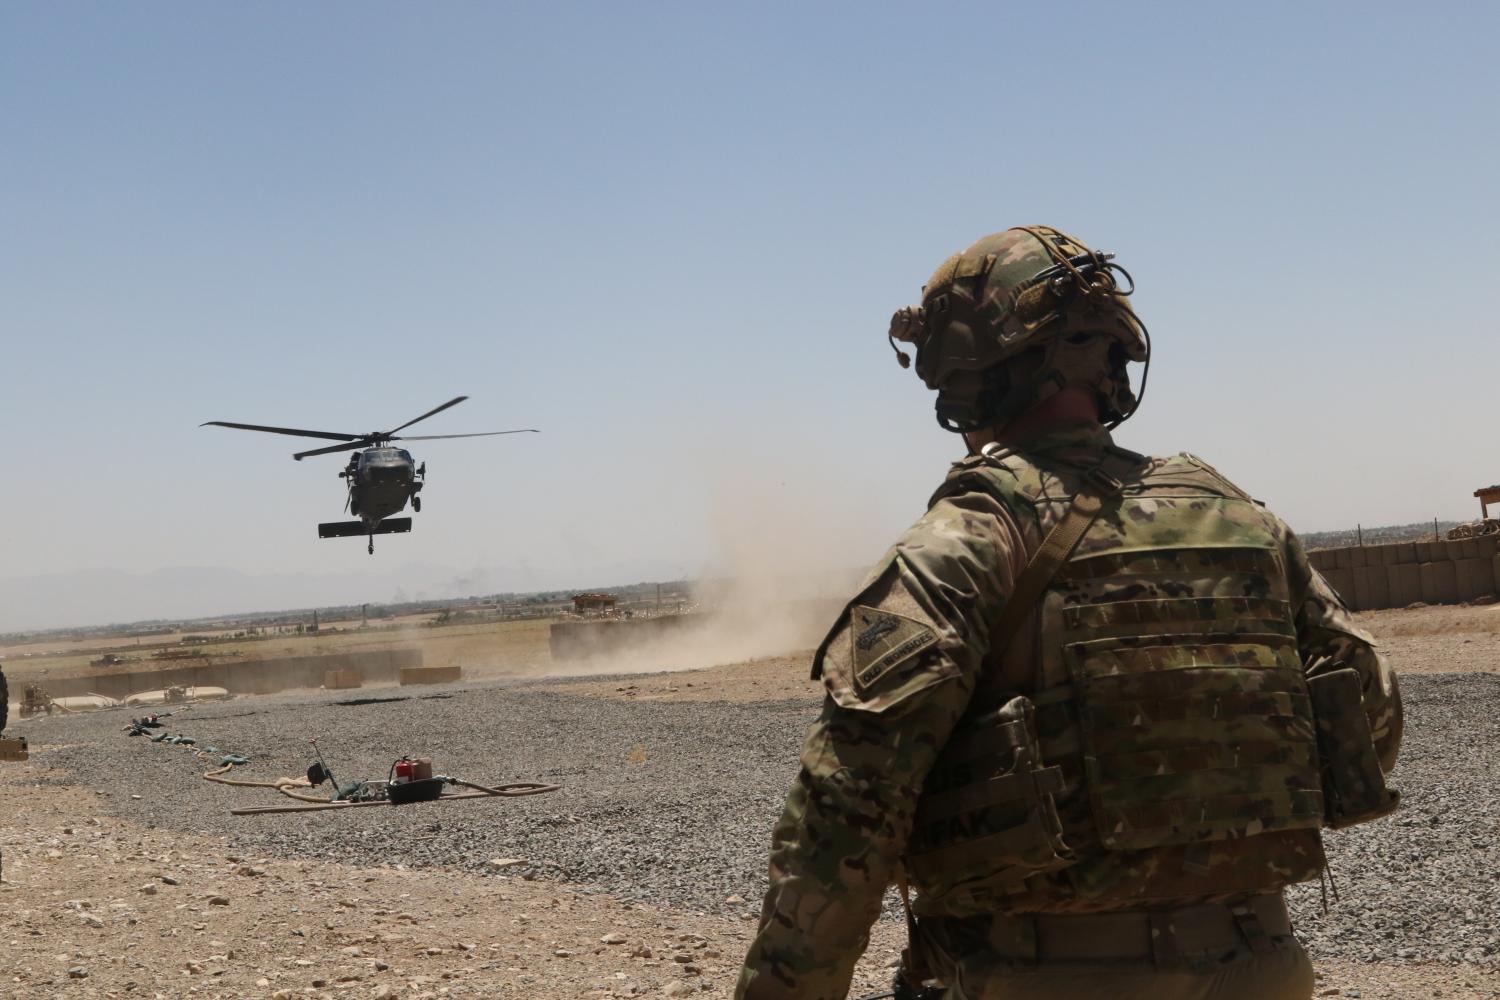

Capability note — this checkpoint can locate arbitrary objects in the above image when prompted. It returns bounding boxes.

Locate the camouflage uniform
[734,423,1401,1000]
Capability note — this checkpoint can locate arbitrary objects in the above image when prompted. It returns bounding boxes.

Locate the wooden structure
[571,593,618,614]
[1477,485,1500,519]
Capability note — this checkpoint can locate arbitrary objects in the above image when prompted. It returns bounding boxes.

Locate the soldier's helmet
[888,225,1150,433]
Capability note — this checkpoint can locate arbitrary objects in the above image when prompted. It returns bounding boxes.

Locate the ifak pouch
[1307,667,1400,829]
[905,694,1074,900]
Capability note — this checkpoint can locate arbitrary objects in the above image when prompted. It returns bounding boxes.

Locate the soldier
[735,226,1402,1000]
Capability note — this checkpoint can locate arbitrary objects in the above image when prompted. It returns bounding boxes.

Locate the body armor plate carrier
[905,450,1391,908]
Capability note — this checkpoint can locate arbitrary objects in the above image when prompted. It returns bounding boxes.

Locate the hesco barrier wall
[1308,535,1500,611]
[38,648,422,701]
[549,613,709,660]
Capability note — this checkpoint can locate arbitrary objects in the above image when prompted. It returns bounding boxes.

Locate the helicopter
[203,396,537,553]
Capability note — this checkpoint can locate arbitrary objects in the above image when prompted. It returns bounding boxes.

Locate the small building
[571,593,618,615]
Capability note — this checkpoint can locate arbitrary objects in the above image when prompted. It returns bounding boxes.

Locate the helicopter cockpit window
[397,449,414,462]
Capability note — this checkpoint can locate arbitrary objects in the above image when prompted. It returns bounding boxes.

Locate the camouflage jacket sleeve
[734,489,1030,1000]
[1282,525,1403,771]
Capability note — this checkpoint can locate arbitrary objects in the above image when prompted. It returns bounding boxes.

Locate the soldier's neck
[964,388,1101,455]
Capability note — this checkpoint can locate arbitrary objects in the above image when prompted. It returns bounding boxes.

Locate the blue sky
[2,2,1497,627]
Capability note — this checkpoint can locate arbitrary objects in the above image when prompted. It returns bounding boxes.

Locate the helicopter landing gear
[412,496,421,513]
[368,535,375,555]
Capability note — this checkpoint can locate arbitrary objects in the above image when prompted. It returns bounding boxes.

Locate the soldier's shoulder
[1146,450,1262,504]
[931,449,1046,511]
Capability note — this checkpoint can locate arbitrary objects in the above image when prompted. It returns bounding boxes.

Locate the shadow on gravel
[334,695,453,707]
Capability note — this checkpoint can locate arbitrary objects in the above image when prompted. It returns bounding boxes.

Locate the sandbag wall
[1308,535,1500,610]
[38,648,423,700]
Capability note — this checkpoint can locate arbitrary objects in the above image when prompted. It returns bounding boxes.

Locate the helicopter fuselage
[202,395,535,553]
[343,447,424,525]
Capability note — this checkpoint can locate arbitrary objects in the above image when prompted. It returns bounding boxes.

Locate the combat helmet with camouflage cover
[888,225,1150,433]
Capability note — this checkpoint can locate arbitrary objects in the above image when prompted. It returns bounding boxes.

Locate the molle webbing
[1053,546,1324,850]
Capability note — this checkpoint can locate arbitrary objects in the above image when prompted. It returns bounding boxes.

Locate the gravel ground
[20,670,1500,972]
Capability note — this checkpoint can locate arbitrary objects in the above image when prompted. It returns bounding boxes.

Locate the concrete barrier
[1309,536,1499,610]
[36,648,422,701]
[324,669,363,690]
[399,665,462,686]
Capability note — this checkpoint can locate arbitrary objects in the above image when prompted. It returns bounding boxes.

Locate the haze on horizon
[3,2,1496,633]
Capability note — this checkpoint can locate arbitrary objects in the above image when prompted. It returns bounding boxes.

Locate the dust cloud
[540,465,884,678]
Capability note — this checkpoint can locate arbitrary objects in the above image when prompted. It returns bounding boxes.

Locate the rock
[312,978,329,988]
[209,895,230,906]
[664,983,692,998]
[601,932,627,944]
[373,960,391,972]
[67,967,88,979]
[235,865,266,877]
[160,875,180,886]
[553,948,574,957]
[342,946,363,957]
[725,894,745,905]
[138,883,158,896]
[257,978,271,988]
[185,961,204,974]
[371,986,398,999]
[485,858,526,871]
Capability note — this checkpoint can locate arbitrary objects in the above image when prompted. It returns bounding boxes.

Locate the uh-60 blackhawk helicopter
[203,396,537,553]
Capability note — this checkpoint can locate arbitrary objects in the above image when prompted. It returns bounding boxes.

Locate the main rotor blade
[396,429,540,441]
[293,440,370,461]
[385,396,468,436]
[201,420,363,442]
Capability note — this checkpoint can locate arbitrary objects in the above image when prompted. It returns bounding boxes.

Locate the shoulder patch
[848,605,938,693]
